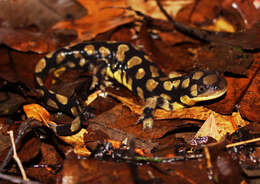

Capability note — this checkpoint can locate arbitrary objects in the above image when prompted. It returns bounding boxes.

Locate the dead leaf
[0,0,85,31]
[23,104,50,126]
[195,114,221,141]
[0,27,58,53]
[60,129,91,157]
[222,0,260,29]
[52,0,133,41]
[239,54,260,121]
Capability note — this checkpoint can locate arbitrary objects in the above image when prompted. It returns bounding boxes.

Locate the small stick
[0,119,32,171]
[0,172,40,184]
[226,137,260,148]
[8,130,28,181]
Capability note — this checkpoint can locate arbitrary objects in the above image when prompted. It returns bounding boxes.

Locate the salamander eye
[214,85,219,90]
[198,85,206,93]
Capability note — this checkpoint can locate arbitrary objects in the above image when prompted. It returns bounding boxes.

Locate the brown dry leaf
[195,114,222,141]
[0,0,85,31]
[239,54,260,121]
[0,28,58,54]
[222,0,260,29]
[52,0,133,41]
[0,0,85,53]
[23,104,91,156]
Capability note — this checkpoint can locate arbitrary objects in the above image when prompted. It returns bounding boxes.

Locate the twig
[0,172,40,184]
[226,137,260,148]
[0,119,32,171]
[8,130,28,181]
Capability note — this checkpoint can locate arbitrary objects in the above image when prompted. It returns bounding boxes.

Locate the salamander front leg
[136,96,173,130]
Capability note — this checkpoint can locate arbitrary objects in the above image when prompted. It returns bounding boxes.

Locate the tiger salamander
[34,42,227,136]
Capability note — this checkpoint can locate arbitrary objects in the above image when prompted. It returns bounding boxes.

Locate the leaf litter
[0,0,259,183]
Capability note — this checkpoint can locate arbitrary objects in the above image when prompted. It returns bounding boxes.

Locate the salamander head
[189,71,227,102]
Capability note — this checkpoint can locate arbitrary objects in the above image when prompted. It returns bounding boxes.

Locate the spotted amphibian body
[34,42,227,136]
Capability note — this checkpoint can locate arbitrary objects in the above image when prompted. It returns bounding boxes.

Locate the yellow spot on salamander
[35,58,46,73]
[53,67,66,78]
[45,52,54,58]
[56,52,66,64]
[71,107,78,116]
[190,84,198,96]
[66,61,76,68]
[106,67,113,78]
[144,55,152,62]
[135,68,145,79]
[160,93,171,101]
[38,89,45,96]
[116,44,129,62]
[84,45,95,55]
[71,116,81,132]
[163,81,173,91]
[192,71,204,80]
[73,51,82,58]
[56,94,68,105]
[122,72,132,91]
[47,99,58,109]
[146,79,158,92]
[127,56,142,69]
[180,95,195,106]
[36,77,44,86]
[149,65,159,77]
[172,80,180,88]
[79,58,87,67]
[168,71,182,78]
[99,46,111,57]
[182,78,190,89]
[114,70,122,83]
[171,102,184,110]
[137,87,144,99]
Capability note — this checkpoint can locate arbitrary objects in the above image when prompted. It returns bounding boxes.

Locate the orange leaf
[107,139,122,149]
[23,104,51,127]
